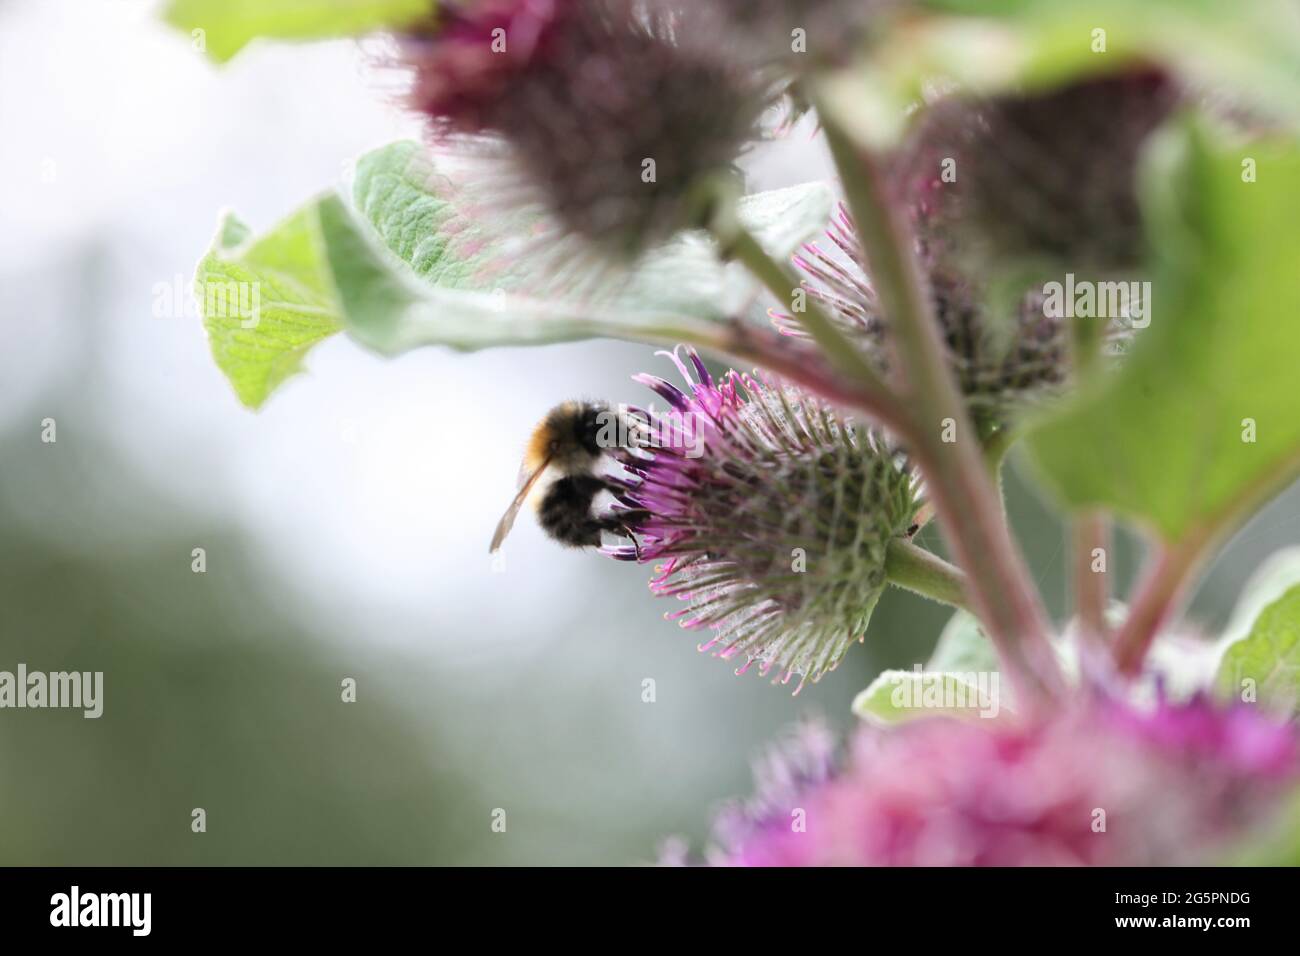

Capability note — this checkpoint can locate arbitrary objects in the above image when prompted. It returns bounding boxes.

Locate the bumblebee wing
[516,455,539,490]
[489,454,554,553]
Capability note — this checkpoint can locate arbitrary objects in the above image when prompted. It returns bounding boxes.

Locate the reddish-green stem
[1113,537,1208,675]
[623,311,910,436]
[819,114,1064,708]
[1073,511,1112,646]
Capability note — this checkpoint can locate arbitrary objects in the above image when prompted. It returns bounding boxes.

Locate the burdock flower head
[396,0,772,257]
[686,696,1299,866]
[776,203,1069,426]
[895,69,1180,274]
[606,349,920,693]
[775,70,1177,427]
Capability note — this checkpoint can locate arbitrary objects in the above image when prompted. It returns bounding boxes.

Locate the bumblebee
[489,401,645,554]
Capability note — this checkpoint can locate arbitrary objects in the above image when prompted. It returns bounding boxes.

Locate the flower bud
[896,69,1180,274]
[777,204,1069,425]
[396,1,771,257]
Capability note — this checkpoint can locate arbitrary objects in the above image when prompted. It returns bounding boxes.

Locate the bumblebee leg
[622,526,643,561]
[594,511,647,560]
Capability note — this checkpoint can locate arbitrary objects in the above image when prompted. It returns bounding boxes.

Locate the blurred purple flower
[399,0,568,135]
[690,697,1298,866]
[395,1,771,256]
[894,69,1180,273]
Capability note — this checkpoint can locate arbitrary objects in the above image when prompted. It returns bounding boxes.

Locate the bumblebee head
[525,401,610,475]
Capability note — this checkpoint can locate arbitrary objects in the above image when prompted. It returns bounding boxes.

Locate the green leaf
[925,608,1079,702]
[829,0,1300,148]
[196,192,715,407]
[197,139,833,407]
[198,165,832,405]
[1219,547,1300,650]
[196,204,344,409]
[314,194,719,355]
[1225,787,1300,865]
[919,0,1300,121]
[926,609,1001,673]
[852,668,1003,725]
[352,140,834,323]
[1024,123,1300,546]
[856,609,1012,726]
[1215,583,1300,715]
[353,141,539,293]
[163,0,430,63]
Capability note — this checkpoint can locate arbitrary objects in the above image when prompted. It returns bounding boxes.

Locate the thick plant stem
[885,538,970,611]
[701,320,911,434]
[1114,448,1300,673]
[607,317,907,434]
[1114,539,1206,675]
[1073,511,1111,646]
[820,115,1064,708]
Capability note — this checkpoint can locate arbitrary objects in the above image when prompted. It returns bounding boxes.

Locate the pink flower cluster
[695,698,1297,866]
